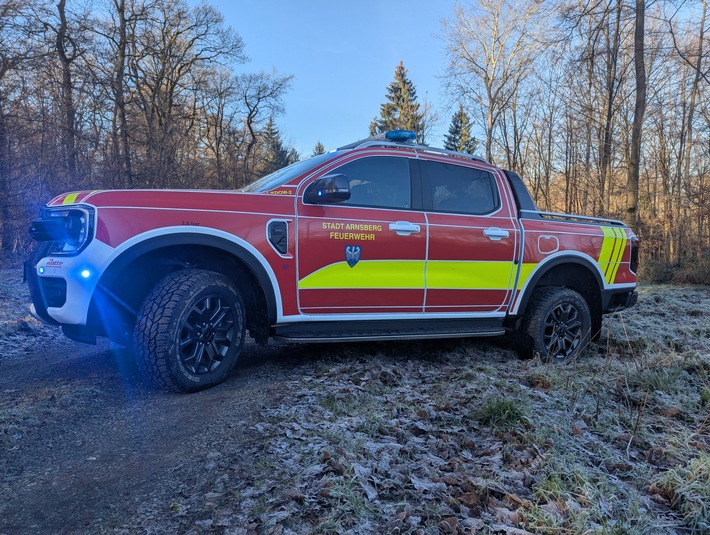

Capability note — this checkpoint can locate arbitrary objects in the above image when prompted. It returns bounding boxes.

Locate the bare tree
[236,70,292,185]
[626,0,647,225]
[0,0,48,252]
[100,0,144,188]
[442,0,545,163]
[54,0,79,180]
[129,0,246,187]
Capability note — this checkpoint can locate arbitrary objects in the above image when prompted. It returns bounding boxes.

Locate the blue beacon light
[385,130,417,142]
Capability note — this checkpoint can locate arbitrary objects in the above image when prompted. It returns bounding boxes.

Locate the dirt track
[0,330,303,534]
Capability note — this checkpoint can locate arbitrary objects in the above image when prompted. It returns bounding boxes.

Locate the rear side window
[334,156,411,210]
[426,161,499,215]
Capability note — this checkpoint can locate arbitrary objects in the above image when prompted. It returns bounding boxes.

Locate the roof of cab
[336,130,490,166]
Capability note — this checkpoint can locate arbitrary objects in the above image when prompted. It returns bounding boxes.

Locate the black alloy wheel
[134,269,245,392]
[517,287,592,362]
[541,300,584,360]
[179,295,236,375]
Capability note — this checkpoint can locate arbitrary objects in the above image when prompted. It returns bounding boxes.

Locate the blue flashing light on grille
[385,130,416,142]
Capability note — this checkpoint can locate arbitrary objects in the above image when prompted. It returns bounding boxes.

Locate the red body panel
[45,146,637,327]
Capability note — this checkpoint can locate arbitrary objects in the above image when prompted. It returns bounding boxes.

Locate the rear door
[296,154,427,315]
[421,158,519,313]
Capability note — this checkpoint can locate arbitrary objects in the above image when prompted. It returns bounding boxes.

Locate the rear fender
[513,252,604,316]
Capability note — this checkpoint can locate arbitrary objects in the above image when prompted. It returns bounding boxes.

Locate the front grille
[25,244,60,325]
[41,277,67,308]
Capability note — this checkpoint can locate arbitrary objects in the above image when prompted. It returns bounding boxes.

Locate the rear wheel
[517,287,591,362]
[134,269,245,392]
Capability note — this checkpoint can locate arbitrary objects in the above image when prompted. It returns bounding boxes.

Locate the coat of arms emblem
[345,245,361,268]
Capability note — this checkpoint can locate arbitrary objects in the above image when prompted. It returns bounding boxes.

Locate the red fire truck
[27,131,638,392]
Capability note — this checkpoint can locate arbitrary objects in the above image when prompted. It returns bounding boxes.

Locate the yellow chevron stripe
[608,227,627,284]
[62,193,79,205]
[598,227,616,265]
[597,226,627,284]
[606,229,622,282]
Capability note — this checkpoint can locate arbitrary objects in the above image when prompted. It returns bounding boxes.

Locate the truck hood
[48,188,296,212]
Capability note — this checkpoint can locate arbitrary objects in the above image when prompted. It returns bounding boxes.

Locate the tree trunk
[682,0,706,257]
[599,0,622,216]
[0,94,12,254]
[56,0,78,181]
[112,0,133,188]
[626,0,646,226]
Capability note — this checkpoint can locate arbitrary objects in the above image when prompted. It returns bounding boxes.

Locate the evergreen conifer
[444,104,478,154]
[311,141,326,156]
[369,61,426,143]
[262,117,290,174]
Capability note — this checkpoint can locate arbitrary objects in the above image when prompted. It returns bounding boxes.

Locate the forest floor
[0,266,708,534]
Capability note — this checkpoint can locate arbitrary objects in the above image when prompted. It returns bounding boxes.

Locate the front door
[297,154,427,315]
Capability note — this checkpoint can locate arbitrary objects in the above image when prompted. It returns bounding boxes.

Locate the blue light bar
[385,130,417,142]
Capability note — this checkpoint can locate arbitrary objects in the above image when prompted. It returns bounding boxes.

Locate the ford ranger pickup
[26,130,639,392]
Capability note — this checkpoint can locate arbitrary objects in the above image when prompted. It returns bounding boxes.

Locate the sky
[195,0,460,155]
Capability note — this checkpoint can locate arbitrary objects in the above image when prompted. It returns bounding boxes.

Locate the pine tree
[311,141,326,156]
[444,104,478,154]
[261,117,290,175]
[369,61,426,143]
[287,148,300,165]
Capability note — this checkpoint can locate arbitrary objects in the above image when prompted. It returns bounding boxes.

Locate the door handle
[389,221,421,236]
[483,227,510,240]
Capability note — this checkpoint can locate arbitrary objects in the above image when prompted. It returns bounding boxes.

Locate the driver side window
[335,156,411,210]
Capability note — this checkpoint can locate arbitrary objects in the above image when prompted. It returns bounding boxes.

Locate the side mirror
[304,174,351,204]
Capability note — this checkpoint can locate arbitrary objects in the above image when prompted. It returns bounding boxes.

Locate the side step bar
[274,318,505,343]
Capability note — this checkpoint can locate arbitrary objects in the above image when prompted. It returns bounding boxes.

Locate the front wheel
[517,287,591,362]
[134,269,246,392]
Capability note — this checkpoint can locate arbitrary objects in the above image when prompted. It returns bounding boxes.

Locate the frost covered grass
[1,268,708,534]
[218,285,709,534]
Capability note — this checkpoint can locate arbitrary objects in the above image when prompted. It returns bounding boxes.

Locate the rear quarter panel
[512,218,637,314]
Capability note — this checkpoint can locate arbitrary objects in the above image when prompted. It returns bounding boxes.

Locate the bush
[671,256,710,285]
[639,255,710,285]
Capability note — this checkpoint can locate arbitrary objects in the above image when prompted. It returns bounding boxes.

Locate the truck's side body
[26,140,638,391]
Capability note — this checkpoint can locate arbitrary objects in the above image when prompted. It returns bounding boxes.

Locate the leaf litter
[159,285,708,534]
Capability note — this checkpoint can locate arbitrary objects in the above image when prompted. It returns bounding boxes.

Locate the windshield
[242,152,336,192]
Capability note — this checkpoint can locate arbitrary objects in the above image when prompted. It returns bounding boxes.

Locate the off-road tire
[134,269,245,393]
[516,287,591,362]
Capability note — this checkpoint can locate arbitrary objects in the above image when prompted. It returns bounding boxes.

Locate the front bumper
[26,239,114,326]
[25,243,59,325]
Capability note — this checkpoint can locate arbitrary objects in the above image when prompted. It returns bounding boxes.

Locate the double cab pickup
[27,130,639,392]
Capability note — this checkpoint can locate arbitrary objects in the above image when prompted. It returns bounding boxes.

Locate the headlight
[29,206,94,255]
